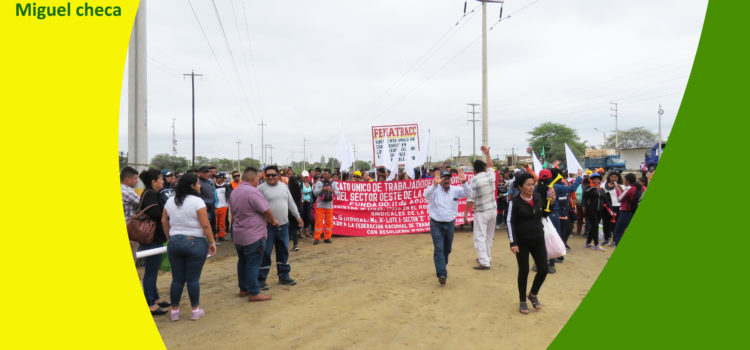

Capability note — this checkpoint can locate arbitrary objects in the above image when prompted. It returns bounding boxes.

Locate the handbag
[127,189,158,244]
[542,217,566,259]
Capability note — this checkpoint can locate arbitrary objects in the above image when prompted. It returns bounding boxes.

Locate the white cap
[301,170,310,177]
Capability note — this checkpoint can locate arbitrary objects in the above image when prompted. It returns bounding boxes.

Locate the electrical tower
[258,119,267,166]
[610,101,619,153]
[467,103,480,159]
[171,118,177,156]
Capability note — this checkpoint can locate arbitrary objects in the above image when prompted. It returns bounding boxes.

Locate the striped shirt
[121,183,140,222]
[467,169,497,213]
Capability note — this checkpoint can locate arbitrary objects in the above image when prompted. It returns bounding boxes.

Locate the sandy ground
[144,226,611,350]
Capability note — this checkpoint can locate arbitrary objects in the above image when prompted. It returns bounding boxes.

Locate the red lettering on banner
[331,174,475,237]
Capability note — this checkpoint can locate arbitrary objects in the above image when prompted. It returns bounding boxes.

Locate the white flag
[532,151,543,174]
[416,132,430,165]
[383,151,398,181]
[405,154,416,179]
[565,143,583,175]
[407,133,430,179]
[336,132,354,171]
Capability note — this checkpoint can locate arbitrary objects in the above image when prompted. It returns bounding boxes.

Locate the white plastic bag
[543,217,566,259]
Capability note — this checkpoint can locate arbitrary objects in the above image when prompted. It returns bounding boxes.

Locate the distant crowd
[121,150,652,319]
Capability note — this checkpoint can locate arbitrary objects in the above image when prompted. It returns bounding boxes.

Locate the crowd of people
[121,149,650,320]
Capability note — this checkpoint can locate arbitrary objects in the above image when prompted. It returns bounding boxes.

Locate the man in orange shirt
[230,170,241,189]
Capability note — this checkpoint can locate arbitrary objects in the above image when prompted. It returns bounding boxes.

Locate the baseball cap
[353,171,362,177]
[590,172,603,180]
[198,166,210,173]
[539,169,552,180]
[440,170,451,178]
[301,170,310,177]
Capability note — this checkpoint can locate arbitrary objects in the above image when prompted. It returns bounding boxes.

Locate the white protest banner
[372,124,419,167]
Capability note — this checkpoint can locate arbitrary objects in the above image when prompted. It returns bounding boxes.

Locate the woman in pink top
[612,173,645,247]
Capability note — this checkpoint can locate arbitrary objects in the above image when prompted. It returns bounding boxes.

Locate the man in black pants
[583,172,606,251]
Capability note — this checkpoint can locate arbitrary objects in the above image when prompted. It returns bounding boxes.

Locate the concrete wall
[620,148,649,170]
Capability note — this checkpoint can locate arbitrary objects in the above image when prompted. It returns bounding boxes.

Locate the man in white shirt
[464,145,497,270]
[423,168,471,285]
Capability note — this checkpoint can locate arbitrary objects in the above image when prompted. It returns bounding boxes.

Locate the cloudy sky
[119,0,708,166]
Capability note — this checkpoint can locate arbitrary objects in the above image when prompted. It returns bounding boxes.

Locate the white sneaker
[190,308,205,321]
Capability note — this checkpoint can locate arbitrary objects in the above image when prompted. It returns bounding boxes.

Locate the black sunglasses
[232,175,240,178]
[266,174,278,177]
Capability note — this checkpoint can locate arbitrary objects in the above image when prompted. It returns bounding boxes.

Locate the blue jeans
[259,224,291,282]
[139,241,163,306]
[548,212,561,267]
[236,238,266,295]
[429,219,455,278]
[168,235,208,308]
[613,211,635,246]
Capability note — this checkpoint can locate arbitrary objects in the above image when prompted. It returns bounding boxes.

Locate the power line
[186,0,251,120]
[210,0,255,121]
[360,5,481,118]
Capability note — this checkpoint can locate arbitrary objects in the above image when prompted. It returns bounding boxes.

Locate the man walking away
[464,146,496,270]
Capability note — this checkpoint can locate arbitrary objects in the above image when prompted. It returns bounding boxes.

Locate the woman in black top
[138,168,170,315]
[507,172,555,314]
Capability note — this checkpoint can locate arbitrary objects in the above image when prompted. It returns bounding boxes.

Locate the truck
[644,142,666,172]
[584,155,627,172]
[583,148,626,172]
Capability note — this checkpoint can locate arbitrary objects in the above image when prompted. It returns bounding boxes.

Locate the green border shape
[549,1,747,348]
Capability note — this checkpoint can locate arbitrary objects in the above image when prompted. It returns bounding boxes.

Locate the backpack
[126,189,157,244]
[319,180,334,202]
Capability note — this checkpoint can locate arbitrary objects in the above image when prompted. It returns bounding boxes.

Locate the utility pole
[594,128,606,148]
[456,136,461,164]
[467,103,480,159]
[427,129,431,164]
[303,138,308,170]
[171,118,177,156]
[236,139,241,171]
[450,145,454,165]
[250,143,254,168]
[128,0,148,172]
[512,147,515,168]
[264,144,273,165]
[609,101,619,154]
[657,104,664,158]
[258,119,267,166]
[477,0,503,149]
[183,70,203,167]
[352,143,357,169]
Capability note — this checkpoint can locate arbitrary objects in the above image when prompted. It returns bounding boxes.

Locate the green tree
[239,157,260,169]
[353,160,371,171]
[119,151,128,171]
[604,127,657,149]
[527,122,586,168]
[149,154,190,172]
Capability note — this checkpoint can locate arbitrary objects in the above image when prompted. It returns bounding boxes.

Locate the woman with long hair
[137,168,170,315]
[612,173,644,247]
[507,172,555,314]
[161,172,217,321]
[601,172,624,246]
